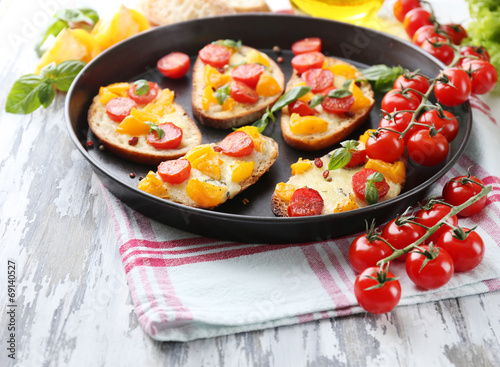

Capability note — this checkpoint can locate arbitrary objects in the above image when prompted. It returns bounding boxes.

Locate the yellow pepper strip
[365,159,406,184]
[289,113,328,135]
[291,159,312,175]
[334,194,359,213]
[137,172,169,199]
[275,182,296,202]
[186,179,227,208]
[231,161,255,182]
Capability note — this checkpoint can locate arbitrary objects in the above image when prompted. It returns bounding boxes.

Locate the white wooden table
[1,0,499,366]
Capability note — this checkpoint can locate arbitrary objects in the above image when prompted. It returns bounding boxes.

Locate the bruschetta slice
[138,126,279,209]
[88,80,202,165]
[191,40,285,129]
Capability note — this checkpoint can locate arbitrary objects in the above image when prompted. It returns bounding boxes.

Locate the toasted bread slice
[281,57,375,151]
[138,126,279,209]
[191,44,285,129]
[88,84,202,165]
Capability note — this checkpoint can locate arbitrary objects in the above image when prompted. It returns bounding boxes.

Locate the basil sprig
[364,172,385,205]
[5,60,85,114]
[133,80,150,96]
[146,122,165,139]
[361,64,405,93]
[328,140,359,170]
[215,84,231,105]
[213,39,242,50]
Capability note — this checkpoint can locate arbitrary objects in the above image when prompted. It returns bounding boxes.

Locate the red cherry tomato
[321,92,354,114]
[442,175,487,217]
[198,43,232,68]
[366,130,405,163]
[352,168,390,203]
[417,109,459,142]
[403,8,433,39]
[405,245,454,289]
[441,23,468,45]
[146,122,183,150]
[157,52,190,79]
[414,203,458,244]
[128,82,160,105]
[459,45,490,65]
[407,129,449,166]
[288,100,316,116]
[345,148,367,168]
[291,37,322,55]
[219,130,254,157]
[291,51,325,74]
[381,89,420,113]
[230,81,259,104]
[287,187,324,217]
[412,25,445,46]
[349,234,393,273]
[230,63,265,89]
[434,68,472,106]
[105,97,137,122]
[461,59,498,95]
[393,0,421,23]
[158,158,191,184]
[393,73,430,95]
[379,111,418,143]
[437,228,485,272]
[302,68,334,93]
[354,267,401,314]
[381,219,427,261]
[421,37,455,66]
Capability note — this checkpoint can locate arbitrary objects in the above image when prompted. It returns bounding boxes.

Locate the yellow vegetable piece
[289,113,328,135]
[256,74,282,97]
[185,145,212,162]
[237,126,263,152]
[35,28,100,74]
[328,64,357,79]
[245,49,270,67]
[334,194,359,213]
[222,96,235,111]
[99,89,120,104]
[294,82,315,103]
[91,5,150,51]
[116,114,151,136]
[131,108,159,124]
[275,182,296,202]
[138,171,169,199]
[203,64,232,89]
[186,145,222,180]
[231,161,255,182]
[291,159,312,175]
[143,89,175,116]
[202,86,217,111]
[359,129,377,145]
[349,82,372,111]
[186,179,227,208]
[105,82,130,95]
[365,159,406,184]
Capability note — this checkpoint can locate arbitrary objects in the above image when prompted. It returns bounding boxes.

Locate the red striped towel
[102,103,500,342]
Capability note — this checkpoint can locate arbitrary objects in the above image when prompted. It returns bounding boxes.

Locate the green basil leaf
[364,182,379,205]
[34,18,68,57]
[361,64,405,94]
[328,148,352,170]
[37,80,56,108]
[52,60,86,91]
[213,39,242,50]
[56,8,96,25]
[133,80,150,96]
[340,140,359,151]
[309,94,324,108]
[215,84,230,105]
[367,172,384,183]
[327,89,352,99]
[5,74,45,114]
[146,122,164,139]
[252,108,272,133]
[271,85,312,113]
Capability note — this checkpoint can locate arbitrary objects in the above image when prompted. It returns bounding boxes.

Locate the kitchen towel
[102,99,500,342]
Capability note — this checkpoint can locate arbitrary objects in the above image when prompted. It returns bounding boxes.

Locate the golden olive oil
[290,0,384,24]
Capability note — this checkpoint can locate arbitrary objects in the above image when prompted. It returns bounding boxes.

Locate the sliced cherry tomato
[231,63,265,89]
[345,148,367,168]
[158,158,191,184]
[417,109,459,142]
[146,122,183,150]
[407,129,449,166]
[379,112,418,143]
[393,0,421,23]
[288,100,316,116]
[442,174,486,217]
[287,187,324,217]
[393,73,430,95]
[437,228,484,272]
[381,218,426,261]
[381,89,420,113]
[291,37,322,55]
[321,92,354,114]
[459,45,490,65]
[412,25,446,46]
[441,23,468,45]
[421,37,455,66]
[349,234,393,273]
[219,130,254,157]
[366,130,405,163]
[434,68,472,107]
[157,52,190,79]
[230,81,259,104]
[461,59,498,95]
[403,8,433,39]
[302,68,334,93]
[352,168,390,204]
[128,81,160,105]
[405,245,454,289]
[414,203,458,244]
[198,43,232,68]
[105,97,137,122]
[291,51,325,74]
[354,267,401,314]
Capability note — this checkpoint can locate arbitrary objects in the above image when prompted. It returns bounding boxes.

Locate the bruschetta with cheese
[191,40,285,129]
[281,52,375,151]
[137,126,279,209]
[88,80,202,165]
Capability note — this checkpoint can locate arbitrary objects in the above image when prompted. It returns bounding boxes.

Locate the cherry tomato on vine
[441,23,468,45]
[459,45,490,64]
[393,0,421,23]
[381,218,427,261]
[291,37,322,55]
[406,129,449,166]
[379,111,418,143]
[381,89,420,113]
[434,68,472,106]
[403,8,433,39]
[354,267,401,314]
[393,73,430,95]
[437,228,485,272]
[349,234,393,273]
[461,59,498,95]
[417,109,459,142]
[442,174,487,217]
[412,25,446,46]
[405,245,454,289]
[366,130,405,163]
[414,203,458,244]
[157,52,190,79]
[421,37,455,66]
[287,187,324,217]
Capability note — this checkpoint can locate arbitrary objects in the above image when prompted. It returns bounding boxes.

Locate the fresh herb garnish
[328,140,359,170]
[133,80,150,96]
[215,84,231,105]
[146,122,164,139]
[361,64,405,93]
[213,39,242,50]
[365,172,384,205]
